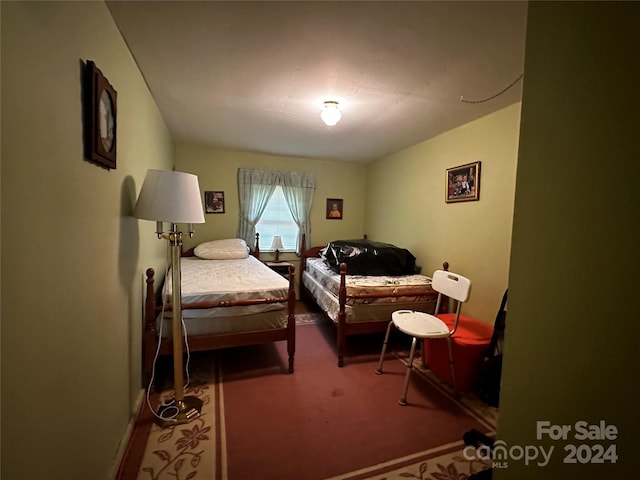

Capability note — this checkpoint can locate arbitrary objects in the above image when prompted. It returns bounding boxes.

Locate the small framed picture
[204,191,225,214]
[446,161,481,203]
[326,198,343,219]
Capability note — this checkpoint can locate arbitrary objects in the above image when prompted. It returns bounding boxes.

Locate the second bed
[301,239,448,366]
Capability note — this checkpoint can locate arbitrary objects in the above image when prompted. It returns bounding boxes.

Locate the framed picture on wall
[326,198,343,219]
[204,191,225,214]
[84,60,117,169]
[446,161,481,203]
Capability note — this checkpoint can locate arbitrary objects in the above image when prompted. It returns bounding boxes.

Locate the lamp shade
[134,169,205,223]
[271,235,284,250]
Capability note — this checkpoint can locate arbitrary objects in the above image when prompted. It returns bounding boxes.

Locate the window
[237,168,315,253]
[256,186,299,251]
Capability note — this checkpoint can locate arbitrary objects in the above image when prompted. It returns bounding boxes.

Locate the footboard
[333,260,449,365]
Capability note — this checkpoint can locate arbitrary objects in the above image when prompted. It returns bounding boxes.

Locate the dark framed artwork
[204,191,225,214]
[326,198,343,219]
[84,60,117,169]
[446,161,481,203]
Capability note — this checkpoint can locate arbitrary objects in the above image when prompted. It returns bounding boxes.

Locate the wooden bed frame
[143,234,296,383]
[299,236,448,367]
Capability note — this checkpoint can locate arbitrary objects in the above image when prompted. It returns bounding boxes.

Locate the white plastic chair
[375,270,472,405]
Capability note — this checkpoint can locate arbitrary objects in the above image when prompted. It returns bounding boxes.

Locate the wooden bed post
[286,264,296,373]
[143,268,157,384]
[337,262,348,367]
[299,233,307,272]
[440,261,450,314]
[299,233,312,303]
[252,232,260,258]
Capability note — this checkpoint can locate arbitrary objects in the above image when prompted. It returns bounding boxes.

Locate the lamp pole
[155,225,203,427]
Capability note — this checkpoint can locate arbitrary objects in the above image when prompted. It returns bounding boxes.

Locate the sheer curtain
[280,171,315,253]
[237,169,278,250]
[237,168,315,252]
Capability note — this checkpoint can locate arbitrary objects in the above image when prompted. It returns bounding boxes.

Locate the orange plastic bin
[423,313,493,392]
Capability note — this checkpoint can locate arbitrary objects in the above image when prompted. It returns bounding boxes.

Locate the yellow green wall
[365,104,521,324]
[175,142,368,277]
[495,3,638,478]
[1,1,172,478]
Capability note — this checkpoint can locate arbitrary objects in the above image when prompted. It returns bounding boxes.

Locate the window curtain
[280,171,315,253]
[236,168,315,253]
[237,169,278,250]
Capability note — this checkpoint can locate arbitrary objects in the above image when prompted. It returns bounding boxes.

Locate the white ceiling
[107,1,528,163]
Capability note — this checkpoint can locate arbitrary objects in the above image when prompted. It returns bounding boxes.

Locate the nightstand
[264,261,293,278]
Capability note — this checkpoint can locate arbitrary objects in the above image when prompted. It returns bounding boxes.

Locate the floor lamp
[134,169,205,427]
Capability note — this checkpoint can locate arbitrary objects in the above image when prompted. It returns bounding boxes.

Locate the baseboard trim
[109,389,145,480]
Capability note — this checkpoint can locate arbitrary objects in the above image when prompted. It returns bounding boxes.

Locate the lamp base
[155,395,204,428]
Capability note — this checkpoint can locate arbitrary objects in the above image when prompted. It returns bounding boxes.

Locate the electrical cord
[460,73,524,104]
[145,244,193,421]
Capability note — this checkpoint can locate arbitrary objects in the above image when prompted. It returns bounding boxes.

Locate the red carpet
[119,317,496,480]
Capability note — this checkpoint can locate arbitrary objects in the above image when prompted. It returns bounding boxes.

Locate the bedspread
[163,255,289,318]
[305,258,433,300]
[302,258,437,323]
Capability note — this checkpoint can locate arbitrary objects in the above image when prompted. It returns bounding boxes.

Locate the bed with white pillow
[143,236,296,380]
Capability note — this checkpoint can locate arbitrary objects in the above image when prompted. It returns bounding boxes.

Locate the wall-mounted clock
[85,60,117,169]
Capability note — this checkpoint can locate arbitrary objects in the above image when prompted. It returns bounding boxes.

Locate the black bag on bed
[322,239,416,276]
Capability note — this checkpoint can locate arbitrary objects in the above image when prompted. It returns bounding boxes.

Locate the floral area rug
[133,359,219,480]
[325,442,492,480]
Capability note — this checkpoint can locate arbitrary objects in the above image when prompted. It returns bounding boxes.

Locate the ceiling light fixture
[320,100,342,126]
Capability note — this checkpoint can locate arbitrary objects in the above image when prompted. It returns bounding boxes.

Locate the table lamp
[271,235,284,262]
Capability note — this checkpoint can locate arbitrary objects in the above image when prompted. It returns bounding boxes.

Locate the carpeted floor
[118,310,497,480]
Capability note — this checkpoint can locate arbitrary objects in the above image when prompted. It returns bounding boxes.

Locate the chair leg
[399,336,418,406]
[375,321,394,374]
[446,336,458,394]
[418,339,426,369]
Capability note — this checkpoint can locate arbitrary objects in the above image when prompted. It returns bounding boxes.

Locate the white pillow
[194,238,250,260]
